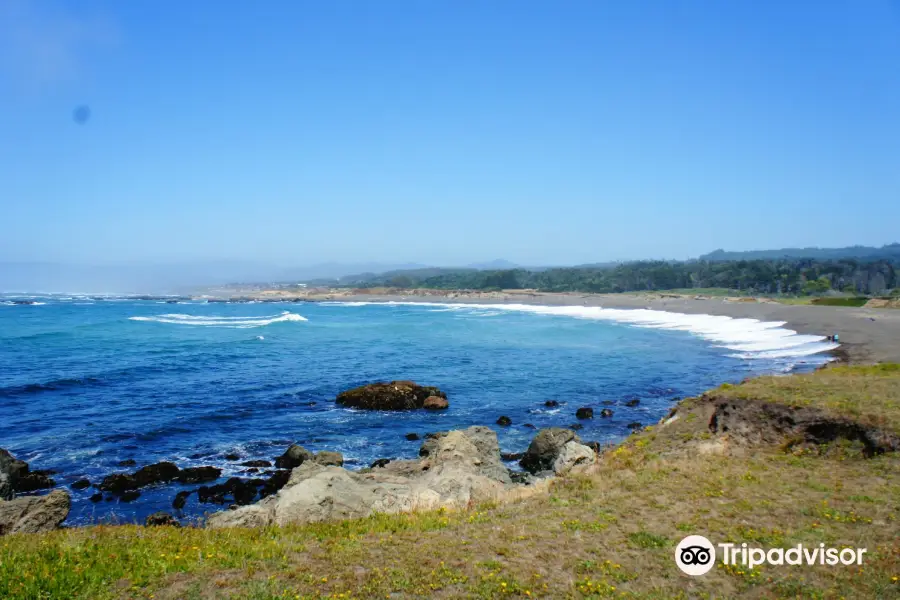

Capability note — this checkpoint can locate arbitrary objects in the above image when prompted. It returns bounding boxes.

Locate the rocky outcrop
[208,426,510,529]
[314,452,344,467]
[0,449,28,500]
[519,428,581,474]
[275,444,314,469]
[0,490,70,535]
[423,396,449,410]
[336,381,448,410]
[552,441,596,475]
[177,466,222,484]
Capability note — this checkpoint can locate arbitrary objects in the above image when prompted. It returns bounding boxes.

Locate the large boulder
[208,427,509,529]
[177,466,221,484]
[552,441,596,475]
[314,451,344,467]
[520,428,581,474]
[336,381,447,410]
[0,449,28,500]
[275,444,314,469]
[0,490,70,535]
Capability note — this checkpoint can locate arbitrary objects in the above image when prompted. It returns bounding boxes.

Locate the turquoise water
[0,296,834,524]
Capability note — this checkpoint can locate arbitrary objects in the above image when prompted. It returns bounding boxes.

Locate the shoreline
[236,288,900,365]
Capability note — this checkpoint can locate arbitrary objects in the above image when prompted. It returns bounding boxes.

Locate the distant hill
[699,244,900,262]
[466,259,520,270]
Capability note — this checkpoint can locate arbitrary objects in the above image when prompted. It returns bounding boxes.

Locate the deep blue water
[0,296,833,525]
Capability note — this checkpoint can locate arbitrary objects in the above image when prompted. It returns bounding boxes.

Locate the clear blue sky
[1,0,899,267]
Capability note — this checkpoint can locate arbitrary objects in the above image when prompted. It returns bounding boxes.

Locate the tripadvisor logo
[675,535,867,576]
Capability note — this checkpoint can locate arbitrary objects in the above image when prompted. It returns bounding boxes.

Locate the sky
[1,0,899,268]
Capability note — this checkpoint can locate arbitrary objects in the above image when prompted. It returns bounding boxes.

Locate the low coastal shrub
[810,297,870,307]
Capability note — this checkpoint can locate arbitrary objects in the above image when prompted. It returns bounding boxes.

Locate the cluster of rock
[208,426,597,529]
[0,449,70,535]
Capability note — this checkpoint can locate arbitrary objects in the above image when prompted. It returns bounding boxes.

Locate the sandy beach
[237,288,900,365]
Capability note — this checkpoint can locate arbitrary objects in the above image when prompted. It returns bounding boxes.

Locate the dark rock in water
[370,458,391,469]
[544,400,559,407]
[625,399,640,407]
[501,452,524,461]
[0,489,70,534]
[600,409,614,418]
[196,478,260,506]
[117,459,137,467]
[496,416,512,426]
[314,451,343,467]
[133,462,180,487]
[336,381,447,411]
[145,511,179,527]
[16,471,55,493]
[98,473,138,494]
[1,449,28,500]
[120,490,141,502]
[259,470,290,498]
[520,428,581,474]
[240,460,272,468]
[569,423,584,431]
[274,444,313,469]
[224,454,241,461]
[105,495,114,502]
[172,490,193,510]
[602,400,615,406]
[576,407,594,419]
[177,466,221,484]
[71,479,91,490]
[627,421,643,430]
[243,468,259,474]
[89,493,103,503]
[585,441,602,454]
[523,423,536,429]
[405,433,420,441]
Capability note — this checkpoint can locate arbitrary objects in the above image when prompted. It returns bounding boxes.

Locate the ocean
[0,295,837,525]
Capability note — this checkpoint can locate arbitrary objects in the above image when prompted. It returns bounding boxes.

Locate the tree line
[352,258,900,296]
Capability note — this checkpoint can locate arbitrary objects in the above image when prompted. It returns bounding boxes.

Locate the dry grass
[2,366,900,599]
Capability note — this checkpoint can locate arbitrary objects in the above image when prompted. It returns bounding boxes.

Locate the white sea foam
[129,311,307,328]
[333,301,837,360]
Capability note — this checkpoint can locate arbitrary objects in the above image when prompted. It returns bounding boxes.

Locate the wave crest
[129,311,308,328]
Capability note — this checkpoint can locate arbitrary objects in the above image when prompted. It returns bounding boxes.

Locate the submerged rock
[625,399,641,407]
[496,416,512,426]
[544,400,559,408]
[71,479,91,490]
[172,490,192,510]
[89,493,103,503]
[520,428,581,475]
[600,409,614,418]
[117,459,137,467]
[405,433,420,441]
[0,489,70,535]
[336,381,447,411]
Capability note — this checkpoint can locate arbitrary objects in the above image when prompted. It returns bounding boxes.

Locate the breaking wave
[129,311,307,329]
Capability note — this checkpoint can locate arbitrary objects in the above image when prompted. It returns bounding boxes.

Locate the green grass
[810,297,870,307]
[3,365,900,599]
